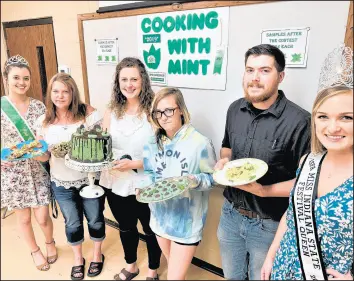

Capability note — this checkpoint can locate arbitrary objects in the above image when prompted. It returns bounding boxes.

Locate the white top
[36,110,102,189]
[99,112,154,197]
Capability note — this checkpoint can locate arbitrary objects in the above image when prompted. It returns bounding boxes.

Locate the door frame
[2,17,58,100]
[344,1,353,49]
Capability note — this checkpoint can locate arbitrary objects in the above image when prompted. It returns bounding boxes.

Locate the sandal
[87,254,105,277]
[114,268,140,280]
[71,258,85,280]
[146,275,159,280]
[31,247,50,271]
[45,239,58,264]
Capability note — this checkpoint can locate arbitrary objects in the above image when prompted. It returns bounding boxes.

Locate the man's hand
[327,268,353,280]
[233,181,267,197]
[214,157,229,171]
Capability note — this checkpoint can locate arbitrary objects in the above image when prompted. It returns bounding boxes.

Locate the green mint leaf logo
[143,44,161,69]
[98,55,102,61]
[291,53,302,62]
[105,56,110,61]
[111,56,116,61]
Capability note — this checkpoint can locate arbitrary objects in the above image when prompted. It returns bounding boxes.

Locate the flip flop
[87,254,105,277]
[71,258,85,280]
[114,268,140,280]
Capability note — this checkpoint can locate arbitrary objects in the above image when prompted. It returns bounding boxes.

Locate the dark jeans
[51,181,106,246]
[105,189,162,270]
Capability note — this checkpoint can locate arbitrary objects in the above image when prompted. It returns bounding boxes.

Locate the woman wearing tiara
[35,73,105,280]
[1,55,57,271]
[260,86,353,280]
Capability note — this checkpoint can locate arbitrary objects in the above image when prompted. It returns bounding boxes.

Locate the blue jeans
[217,199,279,280]
[51,181,106,246]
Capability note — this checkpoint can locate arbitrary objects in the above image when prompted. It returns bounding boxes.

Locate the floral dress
[1,97,50,210]
[271,175,353,280]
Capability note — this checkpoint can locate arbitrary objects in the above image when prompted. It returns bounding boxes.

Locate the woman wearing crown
[1,55,57,271]
[260,46,353,280]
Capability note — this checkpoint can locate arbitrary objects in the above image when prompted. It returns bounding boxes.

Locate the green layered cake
[69,124,112,163]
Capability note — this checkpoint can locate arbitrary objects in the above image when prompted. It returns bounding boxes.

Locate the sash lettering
[293,152,327,280]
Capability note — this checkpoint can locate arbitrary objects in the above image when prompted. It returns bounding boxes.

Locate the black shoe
[71,258,86,280]
[87,254,105,277]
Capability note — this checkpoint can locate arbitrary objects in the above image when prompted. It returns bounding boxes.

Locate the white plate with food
[213,158,268,186]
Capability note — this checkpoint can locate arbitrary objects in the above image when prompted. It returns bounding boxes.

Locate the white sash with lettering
[293,152,327,280]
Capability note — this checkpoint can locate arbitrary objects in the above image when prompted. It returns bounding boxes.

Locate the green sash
[1,96,49,174]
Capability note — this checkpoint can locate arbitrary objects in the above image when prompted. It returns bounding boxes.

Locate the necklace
[56,111,70,130]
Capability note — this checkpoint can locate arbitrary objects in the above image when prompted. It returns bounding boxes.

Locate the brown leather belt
[227,199,270,219]
[236,208,259,219]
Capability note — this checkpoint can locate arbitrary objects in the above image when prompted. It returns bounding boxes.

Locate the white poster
[96,38,119,65]
[137,7,229,90]
[261,27,310,68]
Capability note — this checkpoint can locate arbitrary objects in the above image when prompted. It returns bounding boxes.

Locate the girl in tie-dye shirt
[141,87,216,280]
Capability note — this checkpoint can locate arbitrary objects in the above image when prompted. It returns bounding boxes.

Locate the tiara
[318,44,353,92]
[4,55,29,68]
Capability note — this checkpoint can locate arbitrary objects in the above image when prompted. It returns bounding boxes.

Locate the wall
[83,0,350,161]
[1,1,99,102]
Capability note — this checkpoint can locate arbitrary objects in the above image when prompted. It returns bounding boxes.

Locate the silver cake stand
[64,150,119,198]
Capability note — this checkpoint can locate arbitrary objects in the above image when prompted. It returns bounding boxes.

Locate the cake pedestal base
[79,172,105,198]
[64,153,116,199]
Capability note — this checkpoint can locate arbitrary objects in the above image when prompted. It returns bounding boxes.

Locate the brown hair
[109,57,154,119]
[311,85,353,153]
[150,87,191,150]
[43,73,87,126]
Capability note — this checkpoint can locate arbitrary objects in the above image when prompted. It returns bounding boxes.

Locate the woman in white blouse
[100,57,161,281]
[35,73,105,280]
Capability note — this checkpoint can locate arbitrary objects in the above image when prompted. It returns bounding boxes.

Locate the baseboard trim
[104,217,224,278]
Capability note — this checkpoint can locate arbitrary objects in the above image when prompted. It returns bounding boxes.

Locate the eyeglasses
[153,107,179,119]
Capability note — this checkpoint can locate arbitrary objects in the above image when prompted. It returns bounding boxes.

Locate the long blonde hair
[150,87,191,150]
[43,73,87,126]
[311,85,353,153]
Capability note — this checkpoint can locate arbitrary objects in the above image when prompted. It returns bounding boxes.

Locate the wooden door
[3,18,58,102]
[1,73,4,96]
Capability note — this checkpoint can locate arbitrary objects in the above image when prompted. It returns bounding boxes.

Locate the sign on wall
[96,38,119,64]
[137,7,229,90]
[261,27,310,68]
